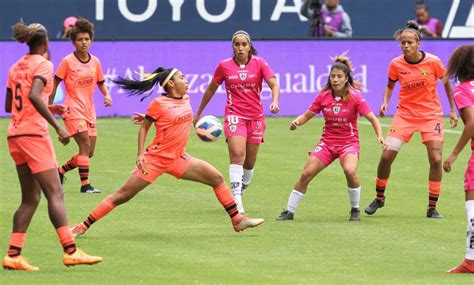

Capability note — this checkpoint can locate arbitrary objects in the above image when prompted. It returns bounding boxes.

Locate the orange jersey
[7,54,53,137]
[55,53,105,122]
[388,52,446,118]
[145,95,194,159]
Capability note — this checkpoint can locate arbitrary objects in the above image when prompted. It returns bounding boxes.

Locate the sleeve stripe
[33,75,47,85]
[54,75,64,81]
[145,115,156,122]
[97,80,105,85]
[388,77,398,82]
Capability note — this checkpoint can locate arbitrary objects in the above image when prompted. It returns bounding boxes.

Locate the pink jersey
[212,56,275,120]
[309,89,372,146]
[453,80,474,150]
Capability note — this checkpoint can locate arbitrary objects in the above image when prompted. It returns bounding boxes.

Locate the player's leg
[73,130,100,193]
[58,120,85,182]
[180,158,264,232]
[2,164,41,271]
[277,155,328,221]
[227,136,247,213]
[340,153,361,221]
[424,140,444,218]
[71,173,150,237]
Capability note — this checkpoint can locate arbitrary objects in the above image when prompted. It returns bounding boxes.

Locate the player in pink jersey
[364,23,458,219]
[69,67,264,238]
[49,18,113,194]
[194,30,280,213]
[276,54,385,222]
[443,45,474,273]
[2,20,102,272]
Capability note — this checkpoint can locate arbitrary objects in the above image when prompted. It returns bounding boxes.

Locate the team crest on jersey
[420,68,429,76]
[332,105,341,114]
[79,121,86,128]
[90,67,96,75]
[313,146,322,153]
[239,73,247,81]
[389,128,397,132]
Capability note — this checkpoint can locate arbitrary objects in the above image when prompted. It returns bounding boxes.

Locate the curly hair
[70,18,94,41]
[12,19,48,49]
[447,45,474,82]
[322,52,362,101]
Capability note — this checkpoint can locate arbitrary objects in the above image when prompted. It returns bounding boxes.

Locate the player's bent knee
[385,136,404,152]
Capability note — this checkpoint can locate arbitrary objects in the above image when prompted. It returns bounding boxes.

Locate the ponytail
[113,67,175,101]
[12,19,48,49]
[323,52,362,101]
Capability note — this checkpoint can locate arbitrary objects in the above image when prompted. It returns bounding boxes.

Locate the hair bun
[331,51,354,72]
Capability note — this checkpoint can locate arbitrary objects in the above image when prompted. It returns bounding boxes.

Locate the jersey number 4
[14,83,23,112]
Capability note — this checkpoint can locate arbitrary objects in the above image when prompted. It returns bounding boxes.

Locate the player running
[364,22,458,218]
[276,54,385,221]
[49,18,112,194]
[70,67,264,238]
[2,20,102,271]
[194,30,280,214]
[443,44,474,273]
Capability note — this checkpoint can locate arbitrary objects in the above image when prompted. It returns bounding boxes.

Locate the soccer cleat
[448,259,474,273]
[426,208,443,219]
[2,255,39,271]
[276,210,294,221]
[349,208,361,221]
[365,198,385,215]
[70,224,87,238]
[80,184,101,194]
[63,248,103,267]
[232,216,264,232]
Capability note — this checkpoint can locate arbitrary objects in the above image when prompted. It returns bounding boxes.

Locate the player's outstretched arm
[290,110,315,130]
[365,111,386,149]
[441,76,458,128]
[444,106,474,172]
[194,82,218,125]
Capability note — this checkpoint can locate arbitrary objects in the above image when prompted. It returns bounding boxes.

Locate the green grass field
[0,117,472,284]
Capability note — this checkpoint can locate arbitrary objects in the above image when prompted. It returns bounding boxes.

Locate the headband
[232,30,251,43]
[160,68,179,88]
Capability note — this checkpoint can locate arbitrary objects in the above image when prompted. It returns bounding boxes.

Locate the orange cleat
[2,255,39,271]
[63,248,103,267]
[232,216,264,232]
[448,259,474,273]
[70,224,87,238]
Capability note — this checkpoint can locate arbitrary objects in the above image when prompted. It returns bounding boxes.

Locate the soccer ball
[195,115,223,142]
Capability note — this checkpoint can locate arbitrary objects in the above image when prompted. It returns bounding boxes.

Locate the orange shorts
[133,151,193,183]
[388,114,444,143]
[8,135,57,174]
[64,119,97,137]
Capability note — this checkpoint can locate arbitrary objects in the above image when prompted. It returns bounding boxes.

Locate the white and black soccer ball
[195,115,223,142]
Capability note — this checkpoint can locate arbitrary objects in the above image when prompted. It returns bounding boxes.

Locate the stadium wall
[0,0,472,39]
[0,40,470,118]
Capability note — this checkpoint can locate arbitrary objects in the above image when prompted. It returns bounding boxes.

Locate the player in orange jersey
[69,67,264,238]
[443,45,474,273]
[49,18,112,194]
[2,20,102,272]
[365,22,458,218]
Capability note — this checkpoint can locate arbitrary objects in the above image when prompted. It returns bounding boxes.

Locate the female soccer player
[443,45,474,273]
[276,54,385,221]
[364,22,458,218]
[2,20,102,271]
[49,18,112,194]
[70,67,264,238]
[194,30,280,213]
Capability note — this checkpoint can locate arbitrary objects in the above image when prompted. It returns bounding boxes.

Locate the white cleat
[232,216,264,232]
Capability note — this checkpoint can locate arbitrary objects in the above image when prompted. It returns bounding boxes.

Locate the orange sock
[428,180,441,209]
[60,153,79,174]
[375,177,388,200]
[56,226,76,254]
[7,232,25,257]
[77,155,90,186]
[213,183,243,223]
[82,195,116,229]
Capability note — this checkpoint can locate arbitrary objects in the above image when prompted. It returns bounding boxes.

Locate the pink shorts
[64,118,97,137]
[465,153,474,191]
[133,151,193,183]
[8,135,57,174]
[224,115,265,144]
[309,142,360,166]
